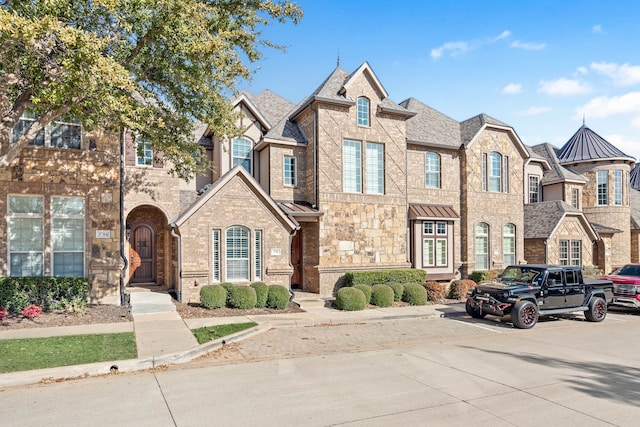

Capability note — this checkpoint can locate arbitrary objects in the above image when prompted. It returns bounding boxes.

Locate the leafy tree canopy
[0,0,302,178]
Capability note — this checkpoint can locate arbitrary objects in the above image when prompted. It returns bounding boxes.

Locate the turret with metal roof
[557,124,635,165]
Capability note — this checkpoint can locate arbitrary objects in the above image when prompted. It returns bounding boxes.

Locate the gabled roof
[231,91,271,131]
[400,97,461,149]
[529,143,587,185]
[340,61,388,99]
[171,165,298,231]
[249,90,295,128]
[460,113,511,146]
[557,124,635,164]
[524,201,597,240]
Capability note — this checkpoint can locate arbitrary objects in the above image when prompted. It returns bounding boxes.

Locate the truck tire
[584,296,607,322]
[465,299,487,318]
[511,300,538,329]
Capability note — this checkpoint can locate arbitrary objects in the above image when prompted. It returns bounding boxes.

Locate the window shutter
[482,153,487,191]
[125,132,136,166]
[153,150,164,168]
[503,156,509,193]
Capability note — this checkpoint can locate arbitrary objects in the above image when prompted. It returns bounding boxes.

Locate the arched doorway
[130,222,156,283]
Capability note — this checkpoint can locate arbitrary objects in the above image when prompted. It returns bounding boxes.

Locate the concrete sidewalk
[0,289,448,388]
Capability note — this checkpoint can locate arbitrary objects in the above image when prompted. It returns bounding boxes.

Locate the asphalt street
[1,304,639,426]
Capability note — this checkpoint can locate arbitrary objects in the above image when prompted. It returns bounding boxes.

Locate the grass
[0,333,137,374]
[191,322,257,344]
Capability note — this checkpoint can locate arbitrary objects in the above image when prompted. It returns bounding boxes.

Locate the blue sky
[239,0,640,161]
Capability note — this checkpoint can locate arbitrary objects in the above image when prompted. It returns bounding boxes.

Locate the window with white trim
[51,197,85,276]
[12,113,81,149]
[226,226,250,281]
[232,137,253,173]
[614,170,623,205]
[503,223,516,266]
[425,152,440,188]
[343,139,384,194]
[255,230,262,280]
[283,156,296,186]
[597,170,608,205]
[343,140,361,193]
[365,142,384,194]
[136,138,154,166]
[212,230,220,282]
[422,221,448,267]
[560,239,582,266]
[571,188,580,209]
[475,222,489,270]
[482,152,508,193]
[529,175,540,203]
[357,97,370,127]
[8,195,44,276]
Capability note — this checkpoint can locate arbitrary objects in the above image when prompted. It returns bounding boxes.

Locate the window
[343,140,384,194]
[425,152,440,188]
[8,195,44,276]
[529,175,540,203]
[559,240,568,265]
[51,197,85,276]
[614,170,623,205]
[365,142,384,194]
[136,138,154,166]
[283,156,296,186]
[226,226,249,281]
[503,224,516,266]
[475,222,489,270]
[12,113,81,149]
[357,97,370,127]
[597,170,608,205]
[255,230,262,281]
[489,152,502,192]
[571,240,581,266]
[483,152,508,193]
[232,137,253,173]
[422,221,448,267]
[212,230,220,282]
[571,188,580,209]
[559,239,582,266]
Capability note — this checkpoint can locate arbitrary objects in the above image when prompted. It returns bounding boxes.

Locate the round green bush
[448,279,477,300]
[220,282,235,303]
[370,284,394,307]
[228,285,257,309]
[352,284,372,303]
[402,283,427,305]
[199,285,227,309]
[251,282,269,308]
[386,282,404,301]
[266,285,290,309]
[335,287,366,311]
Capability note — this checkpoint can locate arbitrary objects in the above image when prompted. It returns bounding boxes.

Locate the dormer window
[357,97,370,127]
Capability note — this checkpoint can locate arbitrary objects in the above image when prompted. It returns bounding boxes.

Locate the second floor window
[343,140,384,194]
[12,113,81,149]
[482,152,508,193]
[284,156,296,186]
[232,137,253,173]
[357,97,370,127]
[425,152,440,188]
[597,170,608,205]
[614,170,623,205]
[136,139,154,166]
[529,175,540,203]
[571,188,580,209]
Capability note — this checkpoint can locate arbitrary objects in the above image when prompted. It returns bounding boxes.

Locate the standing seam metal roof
[557,125,634,163]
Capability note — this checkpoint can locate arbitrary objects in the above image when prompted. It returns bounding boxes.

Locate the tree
[0,0,302,178]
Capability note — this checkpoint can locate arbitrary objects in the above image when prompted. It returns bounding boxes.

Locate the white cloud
[430,41,469,59]
[502,83,522,94]
[576,66,589,75]
[592,24,603,34]
[494,30,511,41]
[591,61,640,86]
[510,40,546,50]
[605,134,638,160]
[515,106,551,116]
[577,92,640,118]
[538,78,592,96]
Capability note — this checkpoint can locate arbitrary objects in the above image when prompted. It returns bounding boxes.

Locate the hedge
[200,285,227,309]
[228,286,258,309]
[370,284,394,307]
[353,284,372,304]
[401,283,427,305]
[251,282,269,308]
[266,285,290,309]
[0,277,89,312]
[344,269,426,287]
[335,287,366,311]
[386,282,404,301]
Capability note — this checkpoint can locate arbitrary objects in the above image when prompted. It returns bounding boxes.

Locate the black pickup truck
[466,264,614,329]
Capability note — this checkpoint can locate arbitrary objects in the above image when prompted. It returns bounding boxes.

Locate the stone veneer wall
[524,239,546,264]
[547,216,595,266]
[0,130,122,304]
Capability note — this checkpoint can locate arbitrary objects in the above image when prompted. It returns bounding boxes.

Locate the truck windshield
[500,266,540,284]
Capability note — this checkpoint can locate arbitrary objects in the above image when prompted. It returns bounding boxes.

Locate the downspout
[171,225,182,302]
[119,129,128,306]
[313,106,318,208]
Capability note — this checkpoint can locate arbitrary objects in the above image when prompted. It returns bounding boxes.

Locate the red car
[600,264,640,308]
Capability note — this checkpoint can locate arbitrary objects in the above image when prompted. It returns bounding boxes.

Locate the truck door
[542,269,565,309]
[564,268,586,307]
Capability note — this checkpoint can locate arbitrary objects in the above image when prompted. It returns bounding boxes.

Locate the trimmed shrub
[370,284,394,307]
[448,279,478,300]
[469,270,499,284]
[0,277,88,313]
[402,283,427,305]
[220,282,235,303]
[386,282,404,301]
[200,285,227,309]
[335,287,366,311]
[266,285,290,309]
[353,284,372,304]
[344,269,426,287]
[423,281,446,303]
[228,285,257,309]
[251,282,269,308]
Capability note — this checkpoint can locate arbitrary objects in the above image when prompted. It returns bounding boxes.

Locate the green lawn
[0,333,137,373]
[191,322,257,344]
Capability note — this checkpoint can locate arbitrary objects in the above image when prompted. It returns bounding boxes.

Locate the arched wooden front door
[130,223,156,283]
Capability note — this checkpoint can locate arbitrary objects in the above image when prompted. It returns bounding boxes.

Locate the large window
[12,113,81,149]
[8,195,44,276]
[232,137,253,173]
[357,97,370,127]
[560,239,582,266]
[422,221,448,267]
[614,170,623,205]
[283,156,296,186]
[343,140,384,194]
[503,223,516,266]
[136,138,154,166]
[475,222,489,270]
[482,152,509,193]
[529,175,540,203]
[425,152,440,188]
[226,226,250,281]
[51,197,85,276]
[597,170,608,206]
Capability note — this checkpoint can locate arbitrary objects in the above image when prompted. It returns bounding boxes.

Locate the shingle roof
[524,201,590,239]
[629,188,640,229]
[529,143,587,184]
[460,113,511,146]
[590,222,623,235]
[631,163,640,189]
[248,90,295,128]
[557,125,635,164]
[400,97,461,149]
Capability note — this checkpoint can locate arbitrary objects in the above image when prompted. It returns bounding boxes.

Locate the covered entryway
[126,205,172,287]
[130,223,156,283]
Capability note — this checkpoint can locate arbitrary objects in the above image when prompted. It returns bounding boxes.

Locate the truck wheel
[465,299,487,318]
[585,297,607,322]
[511,300,538,329]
